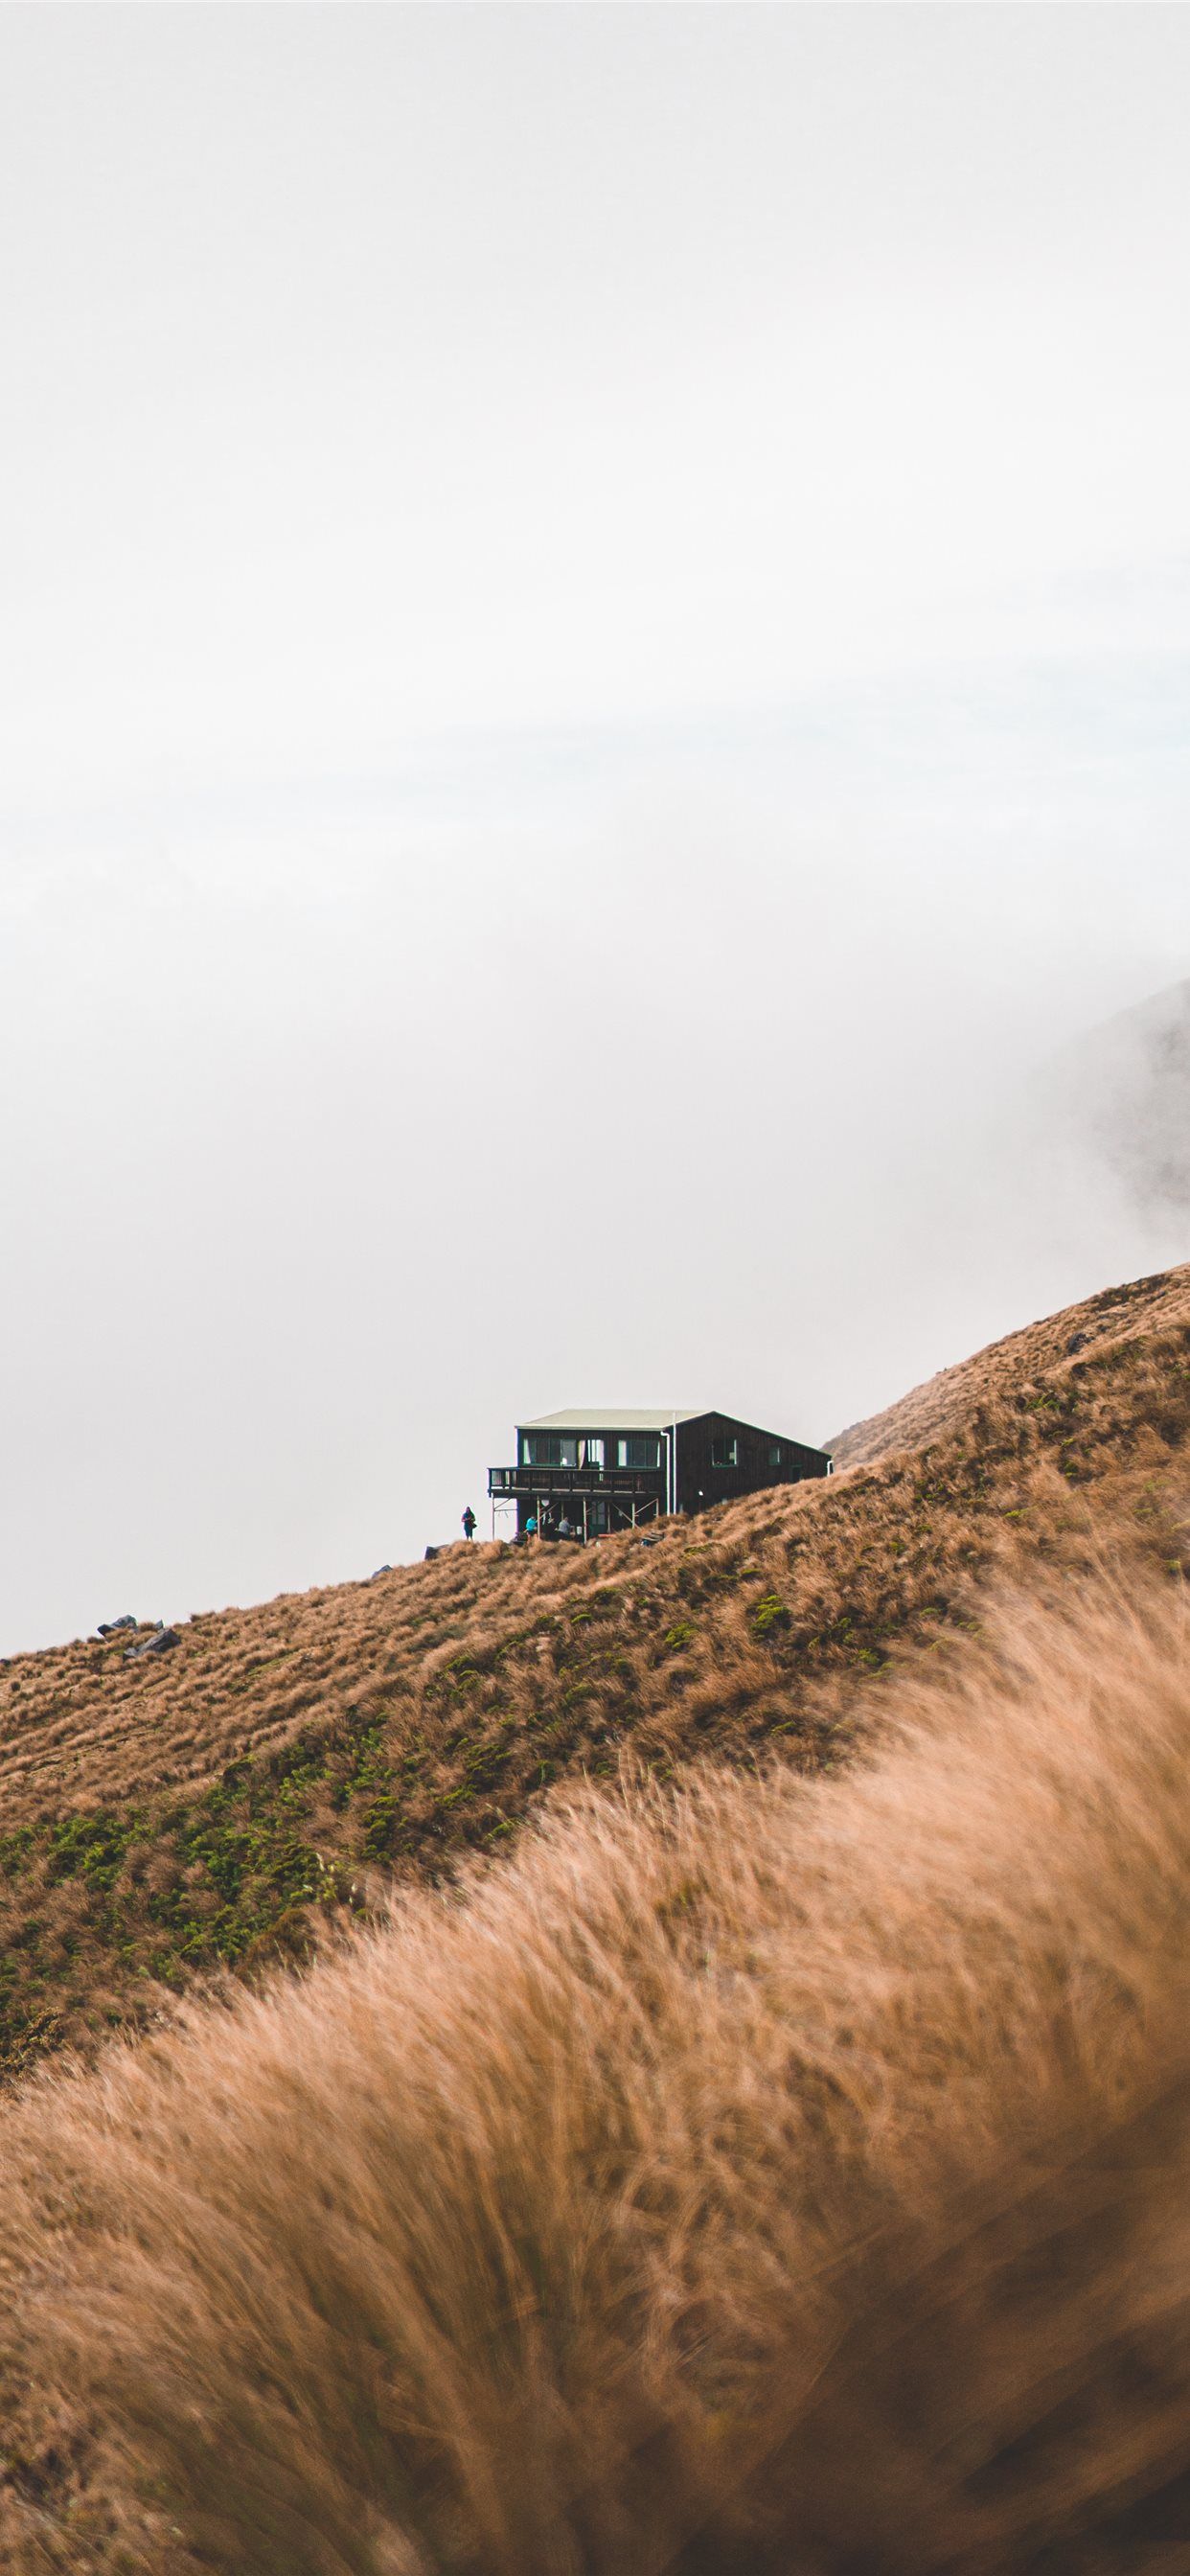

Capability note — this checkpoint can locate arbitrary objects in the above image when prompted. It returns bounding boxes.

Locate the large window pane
[617,1436,660,1470]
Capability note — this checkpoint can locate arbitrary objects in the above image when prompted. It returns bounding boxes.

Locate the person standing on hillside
[461,1506,476,1541]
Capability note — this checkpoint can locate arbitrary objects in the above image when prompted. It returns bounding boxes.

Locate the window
[523,1434,577,1468]
[768,1442,783,1468]
[711,1435,738,1468]
[580,1438,605,1469]
[617,1436,661,1470]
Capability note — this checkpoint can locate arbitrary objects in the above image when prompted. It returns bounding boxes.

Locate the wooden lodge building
[488,1407,832,1540]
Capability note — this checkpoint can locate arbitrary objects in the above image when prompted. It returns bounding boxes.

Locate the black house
[487,1408,832,1539]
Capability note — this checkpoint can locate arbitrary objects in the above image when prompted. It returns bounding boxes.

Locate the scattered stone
[1067,1331,1088,1355]
[423,1546,441,1561]
[124,1627,181,1663]
[370,1565,393,1580]
[98,1616,137,1636]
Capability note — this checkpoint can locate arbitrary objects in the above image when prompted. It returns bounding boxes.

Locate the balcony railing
[488,1463,662,1500]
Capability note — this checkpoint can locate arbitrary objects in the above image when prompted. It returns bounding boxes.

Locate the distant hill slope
[829,1261,1189,1469]
[1049,973,1190,1225]
[0,1258,1187,2079]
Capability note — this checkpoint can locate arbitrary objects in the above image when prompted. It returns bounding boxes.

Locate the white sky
[2,5,1188,1652]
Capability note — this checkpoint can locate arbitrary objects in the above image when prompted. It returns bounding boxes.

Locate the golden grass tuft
[3,1564,1190,2570]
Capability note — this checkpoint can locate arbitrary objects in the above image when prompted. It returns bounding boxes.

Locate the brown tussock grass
[828,1260,1190,1467]
[1,1261,1189,2070]
[3,1563,1190,2570]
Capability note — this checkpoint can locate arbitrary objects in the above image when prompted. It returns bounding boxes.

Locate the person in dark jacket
[462,1506,476,1541]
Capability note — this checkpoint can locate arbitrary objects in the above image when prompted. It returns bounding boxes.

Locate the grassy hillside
[0,1261,1188,2571]
[1,1259,1187,2078]
[827,1260,1185,1466]
[3,1566,1190,2574]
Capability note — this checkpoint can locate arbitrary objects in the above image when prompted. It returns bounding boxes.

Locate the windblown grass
[0,1262,1188,2075]
[827,1260,1187,1466]
[3,1563,1190,2571]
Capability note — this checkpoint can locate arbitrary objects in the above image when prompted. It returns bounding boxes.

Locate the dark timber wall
[675,1412,831,1515]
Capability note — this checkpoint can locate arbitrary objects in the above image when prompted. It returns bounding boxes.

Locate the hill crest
[0,1258,1187,2078]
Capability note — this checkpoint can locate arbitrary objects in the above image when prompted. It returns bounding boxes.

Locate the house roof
[517,1407,705,1434]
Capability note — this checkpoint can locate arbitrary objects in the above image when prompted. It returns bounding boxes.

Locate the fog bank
[2,7,1188,1649]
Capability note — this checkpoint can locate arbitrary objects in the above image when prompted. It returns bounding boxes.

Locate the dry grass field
[2,1565,1190,2572]
[0,1261,1187,2079]
[827,1262,1188,1466]
[0,1262,1188,2568]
